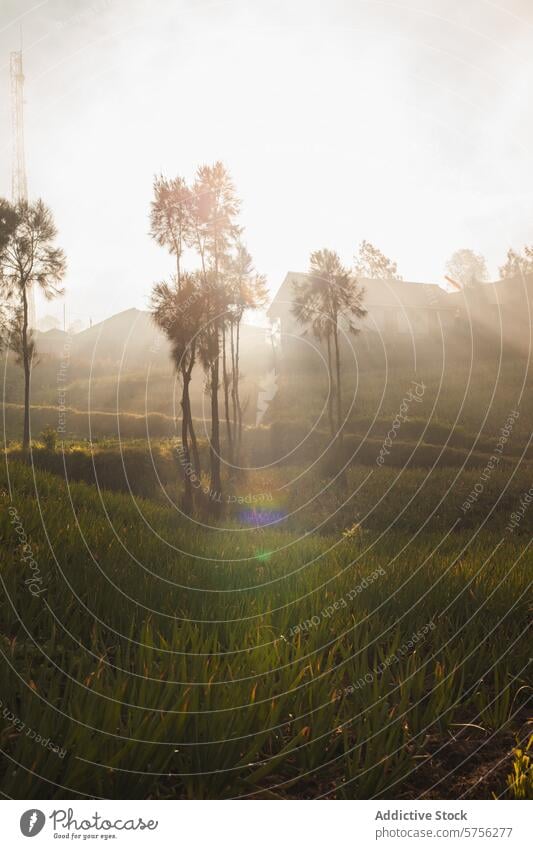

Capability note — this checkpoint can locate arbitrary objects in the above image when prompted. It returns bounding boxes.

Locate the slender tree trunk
[333,325,342,432]
[196,244,221,505]
[230,321,239,460]
[184,346,200,478]
[22,285,31,452]
[180,375,193,511]
[194,236,210,483]
[325,333,335,438]
[187,395,200,480]
[209,213,222,510]
[235,317,243,452]
[222,324,233,463]
[209,345,222,502]
[333,323,344,450]
[181,362,200,479]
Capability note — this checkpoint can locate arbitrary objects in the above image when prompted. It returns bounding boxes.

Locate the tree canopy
[353,240,402,280]
[499,245,533,279]
[445,248,488,288]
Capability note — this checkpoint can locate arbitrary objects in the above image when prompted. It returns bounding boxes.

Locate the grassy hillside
[2,322,531,799]
[0,460,530,798]
[4,439,533,538]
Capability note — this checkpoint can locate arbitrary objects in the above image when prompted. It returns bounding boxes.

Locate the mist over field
[0,0,532,819]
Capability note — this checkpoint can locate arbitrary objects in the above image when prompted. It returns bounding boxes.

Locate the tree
[150,175,200,490]
[445,248,488,288]
[353,240,402,279]
[0,199,19,253]
[151,272,205,511]
[0,198,18,350]
[499,246,533,279]
[225,244,268,459]
[0,199,66,450]
[292,249,366,447]
[150,175,191,285]
[150,163,262,512]
[190,163,241,504]
[0,203,20,347]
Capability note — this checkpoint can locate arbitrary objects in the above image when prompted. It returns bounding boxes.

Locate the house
[267,272,456,340]
[447,273,533,345]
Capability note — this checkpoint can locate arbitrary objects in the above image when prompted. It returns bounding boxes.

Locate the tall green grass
[0,461,530,798]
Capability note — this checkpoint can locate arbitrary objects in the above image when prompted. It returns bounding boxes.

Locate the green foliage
[353,239,402,279]
[0,461,530,799]
[505,736,533,799]
[499,245,533,279]
[0,198,67,448]
[40,426,57,451]
[445,248,488,287]
[8,442,177,500]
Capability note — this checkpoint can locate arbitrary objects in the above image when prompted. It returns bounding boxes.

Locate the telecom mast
[10,50,28,203]
[10,47,35,326]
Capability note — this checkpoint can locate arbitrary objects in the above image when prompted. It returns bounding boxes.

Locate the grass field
[1,343,532,799]
[1,457,531,799]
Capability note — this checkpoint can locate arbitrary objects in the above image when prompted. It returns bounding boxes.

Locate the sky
[0,0,532,328]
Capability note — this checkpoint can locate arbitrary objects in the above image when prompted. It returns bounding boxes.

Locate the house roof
[267,272,453,317]
[446,273,533,306]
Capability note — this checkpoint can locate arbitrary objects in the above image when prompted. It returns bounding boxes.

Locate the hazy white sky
[1,0,532,327]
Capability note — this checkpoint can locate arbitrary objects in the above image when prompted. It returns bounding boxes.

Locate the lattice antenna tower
[10,50,27,202]
[10,42,36,326]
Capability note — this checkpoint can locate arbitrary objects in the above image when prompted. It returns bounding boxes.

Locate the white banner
[2,799,531,848]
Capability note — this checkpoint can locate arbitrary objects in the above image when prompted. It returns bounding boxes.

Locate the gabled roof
[446,273,533,305]
[267,272,452,317]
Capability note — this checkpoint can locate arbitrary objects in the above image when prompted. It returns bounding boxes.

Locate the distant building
[267,272,456,340]
[267,271,533,350]
[448,273,533,346]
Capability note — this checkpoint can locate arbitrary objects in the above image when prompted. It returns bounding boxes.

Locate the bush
[40,426,57,451]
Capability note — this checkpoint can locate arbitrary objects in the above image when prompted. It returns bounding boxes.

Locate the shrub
[506,736,533,799]
[40,426,57,451]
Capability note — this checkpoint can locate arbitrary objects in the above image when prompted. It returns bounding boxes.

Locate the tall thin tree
[0,199,66,450]
[152,273,205,510]
[353,240,402,280]
[292,249,366,447]
[150,176,191,288]
[226,244,268,456]
[150,175,200,462]
[191,163,240,503]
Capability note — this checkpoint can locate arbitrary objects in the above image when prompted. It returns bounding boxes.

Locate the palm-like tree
[0,199,66,450]
[225,244,268,459]
[190,163,241,502]
[292,249,366,445]
[149,163,263,512]
[151,272,205,510]
[150,175,191,286]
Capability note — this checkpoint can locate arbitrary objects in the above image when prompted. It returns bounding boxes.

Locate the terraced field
[1,459,530,798]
